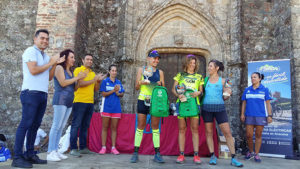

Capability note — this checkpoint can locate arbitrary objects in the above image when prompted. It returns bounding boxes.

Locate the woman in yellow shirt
[172,54,204,164]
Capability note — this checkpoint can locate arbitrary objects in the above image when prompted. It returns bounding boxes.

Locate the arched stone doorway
[134,3,224,64]
[120,3,227,113]
[132,3,224,103]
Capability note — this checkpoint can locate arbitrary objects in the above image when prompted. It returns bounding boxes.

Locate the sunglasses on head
[186,54,196,58]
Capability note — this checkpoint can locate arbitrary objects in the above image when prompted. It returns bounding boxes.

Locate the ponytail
[252,72,264,82]
[209,59,224,72]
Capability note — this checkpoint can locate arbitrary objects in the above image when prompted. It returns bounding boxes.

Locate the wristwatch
[268,115,273,118]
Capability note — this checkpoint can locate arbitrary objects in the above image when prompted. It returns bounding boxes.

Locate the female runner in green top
[172,54,204,164]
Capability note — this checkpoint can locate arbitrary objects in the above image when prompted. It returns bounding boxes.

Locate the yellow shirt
[174,72,204,104]
[73,66,96,103]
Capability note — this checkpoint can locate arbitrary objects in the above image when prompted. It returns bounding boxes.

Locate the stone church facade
[0,0,299,152]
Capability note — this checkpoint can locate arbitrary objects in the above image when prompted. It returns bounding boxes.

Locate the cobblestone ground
[1,153,299,169]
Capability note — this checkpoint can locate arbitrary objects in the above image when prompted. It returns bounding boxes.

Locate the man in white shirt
[12,29,64,168]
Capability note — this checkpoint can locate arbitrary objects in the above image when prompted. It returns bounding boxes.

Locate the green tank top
[173,72,204,104]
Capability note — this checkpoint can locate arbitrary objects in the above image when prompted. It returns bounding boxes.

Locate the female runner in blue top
[241,72,272,162]
[202,59,243,167]
[98,64,124,155]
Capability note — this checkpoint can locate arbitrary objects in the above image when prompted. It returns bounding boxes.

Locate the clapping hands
[95,73,106,83]
[77,71,87,80]
[50,54,65,65]
[56,55,65,64]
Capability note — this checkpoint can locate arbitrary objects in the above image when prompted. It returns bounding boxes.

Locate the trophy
[170,103,178,116]
[144,96,151,107]
[143,66,154,84]
[175,83,187,102]
[223,78,232,97]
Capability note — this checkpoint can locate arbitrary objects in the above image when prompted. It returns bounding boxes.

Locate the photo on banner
[248,59,293,158]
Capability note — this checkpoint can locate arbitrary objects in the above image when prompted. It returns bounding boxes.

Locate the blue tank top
[202,77,225,112]
[144,68,160,83]
[52,70,75,108]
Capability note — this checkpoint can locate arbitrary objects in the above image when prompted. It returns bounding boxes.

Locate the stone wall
[0,0,39,151]
[291,0,300,147]
[75,0,127,111]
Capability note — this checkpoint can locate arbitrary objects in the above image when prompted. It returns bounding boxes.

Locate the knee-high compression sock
[134,128,144,148]
[152,129,160,149]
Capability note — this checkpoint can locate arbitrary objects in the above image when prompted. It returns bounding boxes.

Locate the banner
[248,59,293,158]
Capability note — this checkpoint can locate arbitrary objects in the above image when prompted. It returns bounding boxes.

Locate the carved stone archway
[135,3,225,65]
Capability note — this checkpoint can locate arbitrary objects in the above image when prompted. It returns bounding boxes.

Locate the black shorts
[201,109,228,124]
[137,100,150,115]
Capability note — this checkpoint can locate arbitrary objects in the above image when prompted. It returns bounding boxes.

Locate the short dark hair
[84,54,93,59]
[35,29,49,37]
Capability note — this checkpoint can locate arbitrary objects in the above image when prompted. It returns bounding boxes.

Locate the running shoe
[98,147,106,154]
[231,158,243,167]
[193,155,202,164]
[130,152,138,163]
[111,148,120,155]
[209,154,217,165]
[70,149,81,157]
[56,151,68,160]
[176,155,185,164]
[153,152,165,163]
[79,148,94,154]
[245,151,254,160]
[254,154,261,163]
[47,151,61,162]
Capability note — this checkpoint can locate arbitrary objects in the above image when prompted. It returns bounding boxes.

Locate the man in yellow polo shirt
[70,54,106,157]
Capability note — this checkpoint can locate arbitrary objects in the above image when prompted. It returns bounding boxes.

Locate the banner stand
[248,59,293,158]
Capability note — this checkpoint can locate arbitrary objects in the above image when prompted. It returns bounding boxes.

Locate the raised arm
[49,55,65,81]
[77,73,97,88]
[135,67,149,90]
[55,65,86,87]
[27,61,54,76]
[94,73,106,92]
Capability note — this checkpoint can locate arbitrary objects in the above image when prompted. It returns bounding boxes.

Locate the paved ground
[1,153,299,169]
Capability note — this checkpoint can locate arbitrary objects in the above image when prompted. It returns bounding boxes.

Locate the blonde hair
[182,54,199,73]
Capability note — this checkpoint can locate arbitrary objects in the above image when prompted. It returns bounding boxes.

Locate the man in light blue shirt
[12,29,64,168]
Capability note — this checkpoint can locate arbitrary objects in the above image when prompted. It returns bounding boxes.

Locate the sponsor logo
[258,64,280,72]
[157,90,162,97]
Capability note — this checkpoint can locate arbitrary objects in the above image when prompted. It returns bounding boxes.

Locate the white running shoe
[47,151,61,162]
[56,151,68,160]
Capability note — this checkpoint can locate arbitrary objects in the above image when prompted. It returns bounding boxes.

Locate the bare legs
[101,117,119,147]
